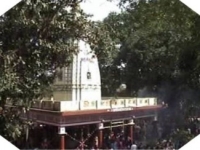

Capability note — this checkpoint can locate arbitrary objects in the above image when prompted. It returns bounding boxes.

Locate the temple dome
[53,40,101,102]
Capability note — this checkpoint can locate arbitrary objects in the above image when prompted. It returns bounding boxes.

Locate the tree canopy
[1,0,200,144]
[101,0,200,108]
[0,0,114,141]
[100,1,200,143]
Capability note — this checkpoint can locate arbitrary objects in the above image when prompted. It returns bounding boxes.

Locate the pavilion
[15,40,162,149]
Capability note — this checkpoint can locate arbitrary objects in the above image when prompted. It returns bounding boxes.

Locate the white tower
[53,40,101,103]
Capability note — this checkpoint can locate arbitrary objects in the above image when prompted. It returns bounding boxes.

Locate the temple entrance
[18,114,159,150]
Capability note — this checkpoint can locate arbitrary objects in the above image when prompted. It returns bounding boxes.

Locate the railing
[29,97,158,112]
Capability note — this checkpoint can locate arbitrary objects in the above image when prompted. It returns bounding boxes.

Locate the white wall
[72,40,101,102]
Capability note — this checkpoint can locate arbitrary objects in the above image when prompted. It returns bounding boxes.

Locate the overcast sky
[80,0,120,21]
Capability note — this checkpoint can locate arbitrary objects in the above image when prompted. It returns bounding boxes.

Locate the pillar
[98,130,103,148]
[60,135,65,150]
[98,122,104,148]
[130,125,133,142]
[128,119,134,142]
[58,127,66,150]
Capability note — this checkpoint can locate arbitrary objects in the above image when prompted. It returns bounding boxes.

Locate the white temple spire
[53,40,101,103]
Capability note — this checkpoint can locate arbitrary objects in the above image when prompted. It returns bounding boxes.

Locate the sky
[80,0,121,21]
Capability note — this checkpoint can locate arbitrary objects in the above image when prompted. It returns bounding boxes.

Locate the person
[126,136,132,149]
[41,138,49,149]
[131,141,137,150]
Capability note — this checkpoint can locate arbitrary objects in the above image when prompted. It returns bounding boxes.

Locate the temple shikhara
[19,41,162,149]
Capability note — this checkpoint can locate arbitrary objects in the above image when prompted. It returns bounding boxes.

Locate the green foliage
[102,0,200,100]
[172,130,194,145]
[0,0,113,141]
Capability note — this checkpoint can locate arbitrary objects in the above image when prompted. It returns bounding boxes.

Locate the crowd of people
[99,132,176,150]
[94,118,200,150]
[16,115,200,150]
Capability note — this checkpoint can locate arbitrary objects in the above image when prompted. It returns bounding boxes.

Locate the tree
[102,0,200,105]
[100,2,200,142]
[172,129,194,148]
[0,0,113,142]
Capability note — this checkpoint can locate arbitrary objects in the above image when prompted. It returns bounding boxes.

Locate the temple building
[16,40,162,149]
[53,40,101,104]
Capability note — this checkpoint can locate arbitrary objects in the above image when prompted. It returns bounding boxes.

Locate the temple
[15,40,162,149]
[53,40,101,103]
